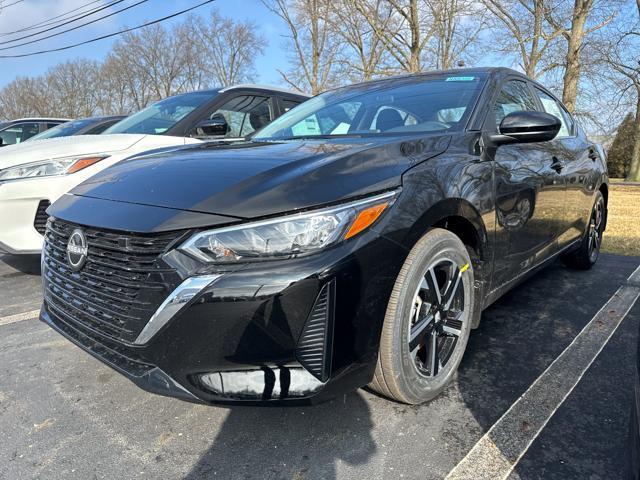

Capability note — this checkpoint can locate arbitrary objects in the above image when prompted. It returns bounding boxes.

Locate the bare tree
[264,0,341,94]
[426,0,488,69]
[188,11,266,86]
[592,2,640,180]
[46,59,102,118]
[543,0,619,112]
[482,0,566,78]
[328,0,395,81]
[352,0,437,73]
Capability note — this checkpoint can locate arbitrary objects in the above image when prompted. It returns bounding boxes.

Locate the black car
[0,117,69,146]
[26,116,126,141]
[40,68,608,405]
[100,84,310,140]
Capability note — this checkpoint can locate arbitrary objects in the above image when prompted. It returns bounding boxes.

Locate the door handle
[550,156,563,173]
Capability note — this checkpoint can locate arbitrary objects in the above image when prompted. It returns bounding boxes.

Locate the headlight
[0,155,109,182]
[179,190,398,263]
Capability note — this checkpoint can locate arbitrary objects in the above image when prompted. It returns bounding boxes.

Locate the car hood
[0,134,194,170]
[70,135,451,220]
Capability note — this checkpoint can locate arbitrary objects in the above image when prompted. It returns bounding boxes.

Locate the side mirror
[191,114,229,139]
[490,111,561,146]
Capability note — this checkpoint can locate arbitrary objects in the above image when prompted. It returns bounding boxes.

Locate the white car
[0,85,309,254]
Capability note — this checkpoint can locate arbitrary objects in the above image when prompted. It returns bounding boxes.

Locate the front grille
[42,218,185,343]
[34,200,50,235]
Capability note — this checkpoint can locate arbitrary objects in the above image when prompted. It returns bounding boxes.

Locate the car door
[488,78,567,290]
[533,88,595,249]
[0,121,40,145]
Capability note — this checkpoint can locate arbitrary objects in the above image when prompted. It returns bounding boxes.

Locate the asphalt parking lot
[1,252,639,480]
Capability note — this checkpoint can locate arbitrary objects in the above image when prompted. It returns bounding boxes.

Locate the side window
[209,95,273,137]
[282,98,302,112]
[46,122,61,130]
[0,122,40,145]
[535,89,572,137]
[492,80,537,127]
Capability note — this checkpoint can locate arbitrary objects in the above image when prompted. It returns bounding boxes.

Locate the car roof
[219,84,311,98]
[8,117,71,122]
[323,67,526,94]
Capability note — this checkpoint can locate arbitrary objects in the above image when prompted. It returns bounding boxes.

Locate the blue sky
[0,0,289,88]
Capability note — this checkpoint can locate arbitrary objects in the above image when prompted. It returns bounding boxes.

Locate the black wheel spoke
[409,313,434,351]
[442,266,462,310]
[424,267,442,305]
[427,330,439,376]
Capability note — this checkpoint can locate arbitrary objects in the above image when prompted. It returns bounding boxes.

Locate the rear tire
[562,191,605,270]
[370,228,475,404]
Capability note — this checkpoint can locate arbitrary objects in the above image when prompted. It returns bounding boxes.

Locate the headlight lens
[0,155,109,182]
[180,190,398,263]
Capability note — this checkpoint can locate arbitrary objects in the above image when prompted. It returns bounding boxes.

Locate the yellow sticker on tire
[460,263,470,273]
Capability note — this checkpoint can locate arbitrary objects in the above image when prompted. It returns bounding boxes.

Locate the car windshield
[255,74,487,140]
[104,91,217,135]
[27,119,93,141]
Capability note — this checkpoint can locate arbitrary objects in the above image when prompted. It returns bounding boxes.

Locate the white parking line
[446,264,640,480]
[0,309,40,326]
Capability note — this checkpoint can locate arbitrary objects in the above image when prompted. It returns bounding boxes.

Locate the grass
[602,184,640,257]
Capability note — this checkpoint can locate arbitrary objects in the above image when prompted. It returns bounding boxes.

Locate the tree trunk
[562,0,590,113]
[409,0,421,72]
[627,95,640,182]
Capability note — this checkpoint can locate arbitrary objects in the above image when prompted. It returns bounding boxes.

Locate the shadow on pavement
[0,253,41,276]
[184,392,376,480]
[455,254,639,475]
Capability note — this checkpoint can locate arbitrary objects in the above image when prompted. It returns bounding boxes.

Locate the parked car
[26,116,126,141]
[0,117,70,146]
[0,85,309,254]
[40,68,608,406]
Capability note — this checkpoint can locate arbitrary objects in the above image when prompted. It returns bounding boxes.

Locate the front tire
[370,228,475,404]
[562,191,605,270]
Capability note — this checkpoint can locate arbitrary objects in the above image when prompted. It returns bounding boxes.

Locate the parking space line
[446,263,640,480]
[0,309,40,326]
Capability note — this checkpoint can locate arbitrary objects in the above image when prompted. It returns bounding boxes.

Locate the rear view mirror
[191,114,229,139]
[491,111,561,146]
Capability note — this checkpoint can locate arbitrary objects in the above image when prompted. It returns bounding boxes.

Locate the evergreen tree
[607,113,636,178]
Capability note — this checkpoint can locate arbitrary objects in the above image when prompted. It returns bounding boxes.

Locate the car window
[0,122,40,145]
[492,80,537,127]
[209,95,273,137]
[535,89,572,137]
[28,119,94,141]
[282,98,303,112]
[290,101,361,136]
[255,74,487,140]
[85,119,121,135]
[104,91,217,135]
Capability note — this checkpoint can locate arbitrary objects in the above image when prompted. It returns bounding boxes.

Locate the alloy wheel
[588,198,604,262]
[407,258,467,378]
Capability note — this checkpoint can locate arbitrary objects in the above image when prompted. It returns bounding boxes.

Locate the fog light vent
[34,200,50,235]
[296,281,335,382]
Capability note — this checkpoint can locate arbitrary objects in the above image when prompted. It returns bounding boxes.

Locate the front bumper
[0,175,95,254]
[41,229,407,405]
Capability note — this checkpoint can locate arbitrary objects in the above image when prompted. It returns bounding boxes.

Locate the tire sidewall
[388,229,474,403]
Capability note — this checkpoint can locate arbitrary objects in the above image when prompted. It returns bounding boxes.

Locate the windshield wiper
[264,134,365,141]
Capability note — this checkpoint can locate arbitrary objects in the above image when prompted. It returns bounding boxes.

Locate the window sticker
[446,76,475,82]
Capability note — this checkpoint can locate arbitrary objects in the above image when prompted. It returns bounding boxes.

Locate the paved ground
[0,253,639,480]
